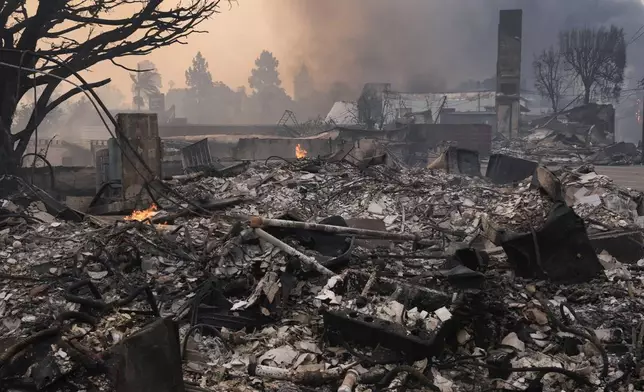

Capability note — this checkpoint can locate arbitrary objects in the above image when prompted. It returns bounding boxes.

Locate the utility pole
[641,98,644,165]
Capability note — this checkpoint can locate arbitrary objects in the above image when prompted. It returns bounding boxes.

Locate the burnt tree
[0,0,223,176]
[559,26,626,104]
[533,46,569,112]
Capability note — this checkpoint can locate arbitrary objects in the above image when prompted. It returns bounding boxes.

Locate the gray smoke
[266,0,644,92]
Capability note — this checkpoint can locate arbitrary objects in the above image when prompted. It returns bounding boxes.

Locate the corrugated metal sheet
[181,138,212,171]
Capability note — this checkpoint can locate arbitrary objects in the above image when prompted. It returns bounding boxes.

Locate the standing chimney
[496,9,523,139]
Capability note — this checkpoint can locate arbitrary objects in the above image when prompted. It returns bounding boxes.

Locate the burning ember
[295,144,308,159]
[124,203,159,222]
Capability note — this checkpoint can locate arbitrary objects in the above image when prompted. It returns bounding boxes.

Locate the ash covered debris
[2,156,644,392]
[495,103,641,167]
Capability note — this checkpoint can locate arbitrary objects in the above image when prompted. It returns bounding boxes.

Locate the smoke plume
[266,0,644,92]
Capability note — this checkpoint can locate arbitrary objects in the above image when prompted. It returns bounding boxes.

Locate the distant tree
[247,50,292,122]
[559,26,626,104]
[131,60,162,110]
[185,52,214,99]
[185,52,214,123]
[185,52,241,124]
[533,46,569,112]
[293,64,314,101]
[249,51,282,94]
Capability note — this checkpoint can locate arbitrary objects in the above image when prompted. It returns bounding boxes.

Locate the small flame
[295,144,308,159]
[125,204,159,222]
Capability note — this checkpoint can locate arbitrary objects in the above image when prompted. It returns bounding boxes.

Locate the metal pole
[250,216,441,246]
[254,228,336,276]
[641,98,644,164]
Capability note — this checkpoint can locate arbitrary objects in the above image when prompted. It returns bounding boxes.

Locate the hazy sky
[90,1,283,97]
[81,0,644,105]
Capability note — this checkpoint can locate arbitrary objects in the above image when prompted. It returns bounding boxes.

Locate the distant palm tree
[130,60,162,110]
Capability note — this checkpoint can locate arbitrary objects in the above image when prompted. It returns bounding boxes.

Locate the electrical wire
[629,24,644,45]
[630,26,644,45]
[0,49,212,215]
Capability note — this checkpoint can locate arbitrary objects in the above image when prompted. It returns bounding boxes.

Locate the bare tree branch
[45,78,110,114]
[13,77,111,155]
[111,58,153,73]
[533,46,569,112]
[0,0,228,174]
[559,26,626,104]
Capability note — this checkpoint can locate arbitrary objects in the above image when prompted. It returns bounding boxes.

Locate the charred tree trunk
[0,53,28,176]
[583,86,591,105]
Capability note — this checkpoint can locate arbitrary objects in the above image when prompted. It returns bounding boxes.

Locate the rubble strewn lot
[2,158,644,392]
[493,103,641,167]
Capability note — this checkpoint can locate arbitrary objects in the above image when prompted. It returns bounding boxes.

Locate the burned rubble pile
[493,104,639,166]
[2,159,644,392]
[493,136,641,167]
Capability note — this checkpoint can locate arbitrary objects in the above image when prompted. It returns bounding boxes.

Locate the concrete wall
[24,139,94,167]
[232,138,337,160]
[208,140,237,160]
[334,124,492,157]
[440,112,497,133]
[159,124,293,138]
[24,166,97,197]
[408,124,493,156]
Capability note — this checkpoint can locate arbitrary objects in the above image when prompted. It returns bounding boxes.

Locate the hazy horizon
[80,0,644,107]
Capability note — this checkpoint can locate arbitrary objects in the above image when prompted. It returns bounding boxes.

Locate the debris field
[2,157,644,392]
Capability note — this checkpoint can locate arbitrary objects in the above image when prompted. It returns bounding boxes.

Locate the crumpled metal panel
[181,138,212,172]
[105,318,184,392]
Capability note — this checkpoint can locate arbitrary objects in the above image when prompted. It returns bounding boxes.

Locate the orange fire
[295,144,308,159]
[125,203,159,222]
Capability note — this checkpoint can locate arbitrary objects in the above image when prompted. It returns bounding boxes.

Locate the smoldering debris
[496,104,642,167]
[2,157,644,392]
